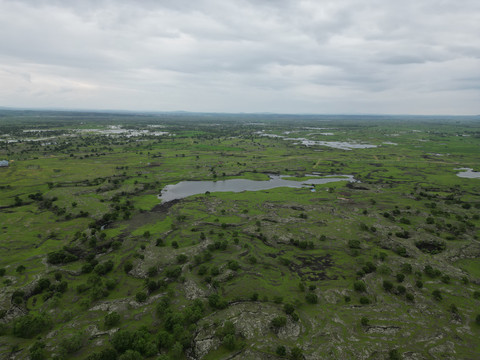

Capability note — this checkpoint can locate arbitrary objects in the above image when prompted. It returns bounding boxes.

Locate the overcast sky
[0,0,479,114]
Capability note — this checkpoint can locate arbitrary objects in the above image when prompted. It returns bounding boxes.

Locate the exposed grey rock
[191,302,302,359]
[89,293,164,312]
[403,352,427,360]
[226,348,278,359]
[191,335,220,359]
[184,279,207,300]
[85,324,117,339]
[428,341,456,358]
[216,269,236,283]
[277,319,301,339]
[365,326,401,335]
[46,330,58,339]
[0,305,26,324]
[129,263,147,278]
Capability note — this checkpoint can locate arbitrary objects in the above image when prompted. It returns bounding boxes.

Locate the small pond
[159,175,355,203]
[456,168,480,179]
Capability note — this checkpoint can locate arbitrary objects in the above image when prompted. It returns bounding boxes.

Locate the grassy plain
[0,111,480,359]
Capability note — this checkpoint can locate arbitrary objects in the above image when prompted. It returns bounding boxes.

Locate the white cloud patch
[0,0,479,114]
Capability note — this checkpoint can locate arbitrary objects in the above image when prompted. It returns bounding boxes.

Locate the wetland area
[158,175,355,203]
[0,111,480,360]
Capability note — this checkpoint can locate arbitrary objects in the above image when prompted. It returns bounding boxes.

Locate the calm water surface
[456,168,480,179]
[159,175,355,202]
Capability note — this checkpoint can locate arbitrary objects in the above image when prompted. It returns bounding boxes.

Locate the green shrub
[223,334,236,350]
[59,331,86,355]
[157,330,174,351]
[305,292,318,304]
[33,278,51,294]
[394,246,408,257]
[383,280,393,292]
[105,279,117,291]
[377,265,392,275]
[104,312,121,328]
[348,240,361,249]
[362,262,376,274]
[283,303,295,315]
[197,265,208,276]
[111,328,156,356]
[176,254,188,264]
[353,281,366,292]
[165,266,182,279]
[449,303,458,314]
[171,342,183,359]
[85,348,118,360]
[432,289,442,301]
[118,350,143,360]
[146,280,158,293]
[216,321,236,348]
[290,346,303,360]
[389,348,401,360]
[208,294,228,309]
[228,260,240,271]
[147,266,158,277]
[124,261,133,273]
[400,263,412,274]
[424,265,441,278]
[13,313,51,338]
[276,345,287,356]
[135,292,147,303]
[29,341,46,360]
[46,250,78,265]
[271,316,287,328]
[274,296,283,304]
[359,296,370,305]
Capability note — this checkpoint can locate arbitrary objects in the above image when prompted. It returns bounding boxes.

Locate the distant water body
[159,175,355,203]
[255,131,377,150]
[456,168,480,179]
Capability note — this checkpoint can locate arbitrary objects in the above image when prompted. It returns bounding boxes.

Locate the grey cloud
[381,56,425,65]
[0,0,479,114]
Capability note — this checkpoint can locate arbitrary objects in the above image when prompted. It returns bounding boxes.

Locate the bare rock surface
[191,302,303,359]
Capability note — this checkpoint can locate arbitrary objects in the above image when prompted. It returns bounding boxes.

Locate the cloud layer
[1,0,479,114]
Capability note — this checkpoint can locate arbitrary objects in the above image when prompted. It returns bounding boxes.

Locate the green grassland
[0,111,480,359]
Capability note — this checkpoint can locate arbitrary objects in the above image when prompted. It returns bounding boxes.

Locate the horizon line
[0,106,479,118]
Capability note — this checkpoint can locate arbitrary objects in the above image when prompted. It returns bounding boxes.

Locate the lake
[159,174,355,202]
